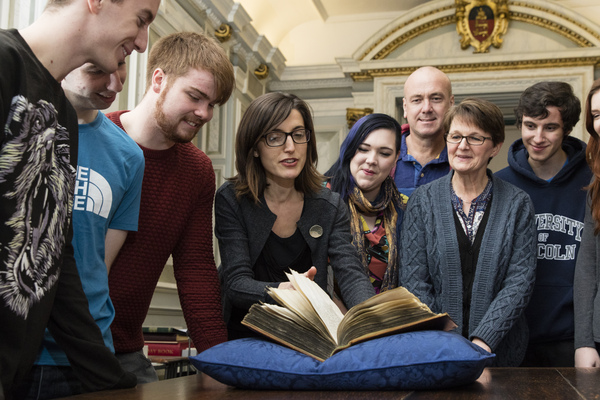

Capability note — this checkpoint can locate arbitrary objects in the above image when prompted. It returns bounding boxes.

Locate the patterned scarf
[347,176,404,292]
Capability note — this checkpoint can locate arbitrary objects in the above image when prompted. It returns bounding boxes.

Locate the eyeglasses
[445,133,493,146]
[263,129,311,147]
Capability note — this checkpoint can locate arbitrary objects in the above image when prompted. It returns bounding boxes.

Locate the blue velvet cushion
[190,330,494,390]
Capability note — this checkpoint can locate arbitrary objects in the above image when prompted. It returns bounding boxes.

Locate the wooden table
[62,368,600,399]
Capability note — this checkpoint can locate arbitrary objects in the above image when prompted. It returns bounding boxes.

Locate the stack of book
[143,327,196,357]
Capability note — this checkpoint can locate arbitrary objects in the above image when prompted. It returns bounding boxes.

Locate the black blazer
[215,181,374,315]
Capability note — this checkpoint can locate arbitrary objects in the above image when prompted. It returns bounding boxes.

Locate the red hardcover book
[143,332,190,342]
[146,341,189,356]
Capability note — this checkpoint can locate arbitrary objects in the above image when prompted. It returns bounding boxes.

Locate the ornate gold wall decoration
[456,0,509,53]
[358,5,455,61]
[350,56,600,81]
[510,1,600,43]
[354,0,598,70]
[215,23,232,43]
[373,16,455,60]
[346,108,374,129]
[509,11,592,47]
[254,64,269,80]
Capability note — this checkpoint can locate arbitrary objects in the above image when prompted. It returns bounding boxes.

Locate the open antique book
[242,270,457,361]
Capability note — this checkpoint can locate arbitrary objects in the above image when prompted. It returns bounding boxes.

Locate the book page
[336,287,456,346]
[268,286,332,340]
[242,303,336,361]
[287,270,344,344]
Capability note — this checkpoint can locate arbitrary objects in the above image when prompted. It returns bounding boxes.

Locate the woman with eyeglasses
[399,98,536,366]
[325,113,406,298]
[215,92,375,340]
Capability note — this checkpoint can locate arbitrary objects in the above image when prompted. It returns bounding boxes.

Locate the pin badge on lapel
[309,225,323,238]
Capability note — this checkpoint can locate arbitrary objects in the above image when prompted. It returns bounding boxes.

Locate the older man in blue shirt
[394,66,454,197]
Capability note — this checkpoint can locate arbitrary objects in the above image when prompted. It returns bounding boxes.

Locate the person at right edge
[574,78,600,367]
[496,81,591,367]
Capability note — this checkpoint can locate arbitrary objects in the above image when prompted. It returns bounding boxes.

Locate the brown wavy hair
[229,92,324,203]
[584,78,600,234]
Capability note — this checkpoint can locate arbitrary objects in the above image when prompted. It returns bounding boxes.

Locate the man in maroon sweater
[106,31,235,383]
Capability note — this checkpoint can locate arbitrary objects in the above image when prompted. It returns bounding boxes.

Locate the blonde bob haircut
[230,92,324,203]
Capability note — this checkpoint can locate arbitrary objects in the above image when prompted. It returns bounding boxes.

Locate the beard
[154,87,203,144]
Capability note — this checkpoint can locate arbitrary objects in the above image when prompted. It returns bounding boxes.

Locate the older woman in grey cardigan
[400,98,536,367]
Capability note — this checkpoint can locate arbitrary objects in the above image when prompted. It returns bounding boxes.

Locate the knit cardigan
[574,192,600,350]
[400,172,537,366]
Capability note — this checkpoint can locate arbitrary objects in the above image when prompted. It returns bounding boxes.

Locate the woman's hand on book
[278,267,317,290]
[304,266,317,281]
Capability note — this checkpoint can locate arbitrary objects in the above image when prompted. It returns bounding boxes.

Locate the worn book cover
[242,270,456,361]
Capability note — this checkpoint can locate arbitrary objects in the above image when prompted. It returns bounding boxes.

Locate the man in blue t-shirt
[394,66,454,197]
[496,81,592,367]
[17,61,145,399]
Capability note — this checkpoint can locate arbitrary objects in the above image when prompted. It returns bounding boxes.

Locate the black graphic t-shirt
[0,29,130,396]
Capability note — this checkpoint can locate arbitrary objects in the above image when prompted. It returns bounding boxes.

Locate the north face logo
[73,165,112,219]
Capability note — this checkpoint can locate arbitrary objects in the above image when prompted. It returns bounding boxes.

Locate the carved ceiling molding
[350,57,600,81]
[358,5,455,61]
[168,0,286,81]
[509,11,592,48]
[254,64,269,80]
[215,23,232,42]
[510,1,600,44]
[372,15,455,61]
[356,0,600,66]
[346,108,374,129]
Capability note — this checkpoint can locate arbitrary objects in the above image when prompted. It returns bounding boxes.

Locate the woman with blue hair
[326,113,405,295]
